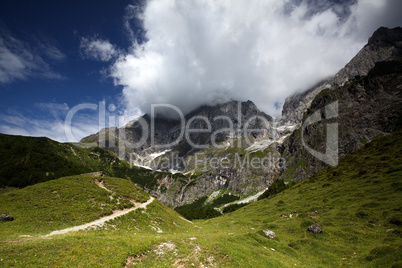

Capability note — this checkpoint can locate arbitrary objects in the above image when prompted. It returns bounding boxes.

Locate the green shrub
[258,179,287,200]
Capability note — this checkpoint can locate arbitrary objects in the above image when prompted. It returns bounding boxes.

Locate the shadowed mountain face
[79,27,402,207]
[81,99,273,161]
[280,67,402,183]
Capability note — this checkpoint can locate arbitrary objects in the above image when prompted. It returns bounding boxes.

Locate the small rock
[0,214,14,222]
[263,230,277,238]
[386,229,395,232]
[307,224,322,234]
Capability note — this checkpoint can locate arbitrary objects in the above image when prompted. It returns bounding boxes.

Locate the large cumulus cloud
[110,0,402,117]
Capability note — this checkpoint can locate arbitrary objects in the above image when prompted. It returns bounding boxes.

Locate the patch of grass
[0,186,17,195]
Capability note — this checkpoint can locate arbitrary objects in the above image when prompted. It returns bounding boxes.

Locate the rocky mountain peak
[281,26,402,125]
[332,26,402,87]
[81,99,273,161]
[368,26,402,47]
[185,99,270,121]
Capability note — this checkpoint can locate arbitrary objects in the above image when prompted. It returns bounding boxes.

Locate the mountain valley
[1,26,402,267]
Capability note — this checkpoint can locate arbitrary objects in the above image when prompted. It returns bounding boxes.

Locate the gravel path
[44,180,154,237]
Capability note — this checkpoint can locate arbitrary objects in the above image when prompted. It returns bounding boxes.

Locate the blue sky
[0,0,145,141]
[0,0,401,142]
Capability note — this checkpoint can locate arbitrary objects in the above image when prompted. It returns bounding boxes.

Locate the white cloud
[40,42,66,61]
[0,100,141,143]
[0,108,99,143]
[0,27,65,84]
[110,0,402,116]
[124,3,147,45]
[34,102,70,118]
[80,37,118,61]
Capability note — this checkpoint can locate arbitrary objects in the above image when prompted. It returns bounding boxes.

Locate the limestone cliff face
[152,167,278,207]
[145,101,286,206]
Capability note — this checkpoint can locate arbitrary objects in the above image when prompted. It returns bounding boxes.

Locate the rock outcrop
[263,229,277,238]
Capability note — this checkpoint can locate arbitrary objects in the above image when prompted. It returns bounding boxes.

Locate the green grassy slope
[0,175,151,238]
[0,130,401,267]
[0,175,192,267]
[0,133,192,198]
[190,129,402,267]
[0,134,127,188]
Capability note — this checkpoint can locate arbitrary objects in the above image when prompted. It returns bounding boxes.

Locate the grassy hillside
[0,175,192,266]
[187,129,402,267]
[0,133,192,201]
[0,175,151,238]
[133,129,401,267]
[0,134,127,188]
[0,131,401,267]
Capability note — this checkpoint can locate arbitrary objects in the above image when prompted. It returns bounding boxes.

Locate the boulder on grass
[263,230,277,238]
[307,224,322,234]
[0,214,14,222]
